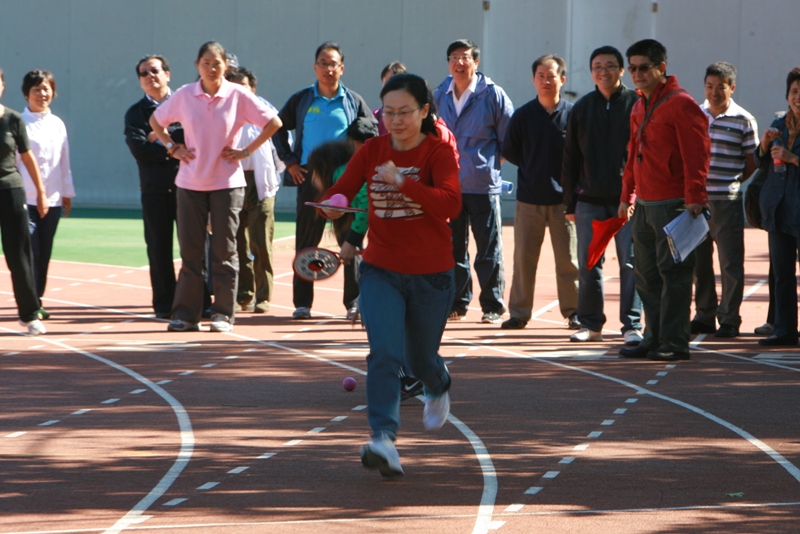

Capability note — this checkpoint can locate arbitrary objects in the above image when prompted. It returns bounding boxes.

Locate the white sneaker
[19,319,46,336]
[570,327,603,342]
[360,433,404,477]
[754,322,774,336]
[210,314,233,333]
[623,329,643,346]
[423,391,450,430]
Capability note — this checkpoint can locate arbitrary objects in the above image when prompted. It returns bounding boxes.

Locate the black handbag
[744,166,767,229]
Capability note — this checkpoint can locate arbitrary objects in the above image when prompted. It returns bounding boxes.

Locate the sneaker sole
[167,324,200,332]
[360,445,404,477]
[210,325,232,333]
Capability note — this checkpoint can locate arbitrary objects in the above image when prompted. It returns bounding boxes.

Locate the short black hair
[22,70,57,98]
[316,41,343,63]
[532,54,566,77]
[705,62,737,87]
[590,46,623,70]
[347,117,378,143]
[626,39,667,65]
[226,66,257,90]
[136,54,169,77]
[446,39,480,62]
[786,67,800,100]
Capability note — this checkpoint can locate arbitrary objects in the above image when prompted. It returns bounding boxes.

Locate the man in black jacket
[273,42,375,320]
[561,46,643,345]
[124,54,183,319]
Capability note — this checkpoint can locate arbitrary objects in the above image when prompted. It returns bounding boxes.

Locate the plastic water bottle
[773,138,787,173]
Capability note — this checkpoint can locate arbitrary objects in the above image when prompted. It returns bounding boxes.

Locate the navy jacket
[502,97,572,206]
[756,114,800,237]
[124,96,184,193]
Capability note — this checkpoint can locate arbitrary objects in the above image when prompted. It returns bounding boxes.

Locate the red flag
[587,217,627,270]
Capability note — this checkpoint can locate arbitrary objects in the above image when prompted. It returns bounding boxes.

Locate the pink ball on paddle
[329,194,348,208]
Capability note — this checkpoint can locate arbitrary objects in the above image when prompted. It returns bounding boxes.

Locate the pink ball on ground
[343,377,357,391]
[329,194,348,208]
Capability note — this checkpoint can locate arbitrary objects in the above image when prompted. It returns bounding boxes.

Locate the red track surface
[1,227,799,533]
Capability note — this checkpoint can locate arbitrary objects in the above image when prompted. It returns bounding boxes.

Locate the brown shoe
[254,301,270,313]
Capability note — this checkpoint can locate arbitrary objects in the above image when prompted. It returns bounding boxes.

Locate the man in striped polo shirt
[691,62,758,338]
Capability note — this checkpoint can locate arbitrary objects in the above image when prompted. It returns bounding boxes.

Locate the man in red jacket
[617,39,710,362]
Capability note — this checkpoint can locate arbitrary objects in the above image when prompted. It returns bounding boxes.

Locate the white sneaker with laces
[754,322,774,336]
[623,329,643,346]
[570,327,603,342]
[423,391,450,430]
[210,314,233,333]
[19,319,46,336]
[360,433,404,477]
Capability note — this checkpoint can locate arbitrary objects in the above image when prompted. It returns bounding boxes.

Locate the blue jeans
[28,204,62,298]
[450,193,505,314]
[575,202,642,333]
[358,262,453,440]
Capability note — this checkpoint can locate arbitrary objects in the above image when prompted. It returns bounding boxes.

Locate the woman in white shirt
[16,70,75,320]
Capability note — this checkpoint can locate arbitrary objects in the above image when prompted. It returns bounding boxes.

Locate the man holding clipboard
[617,39,710,362]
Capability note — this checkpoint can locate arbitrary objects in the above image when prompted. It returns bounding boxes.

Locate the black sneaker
[567,313,581,330]
[714,324,739,338]
[400,377,424,402]
[501,317,527,330]
[690,320,715,334]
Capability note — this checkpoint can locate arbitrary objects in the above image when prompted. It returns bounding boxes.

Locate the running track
[1,227,799,533]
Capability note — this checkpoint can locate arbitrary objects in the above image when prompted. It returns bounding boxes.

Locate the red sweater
[322,133,461,274]
[621,76,710,205]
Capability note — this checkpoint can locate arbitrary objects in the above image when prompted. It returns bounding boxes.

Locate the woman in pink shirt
[150,41,282,333]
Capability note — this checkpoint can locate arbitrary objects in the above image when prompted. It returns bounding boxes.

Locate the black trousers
[0,187,40,322]
[141,189,177,315]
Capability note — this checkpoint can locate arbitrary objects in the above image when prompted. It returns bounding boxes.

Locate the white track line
[0,328,195,534]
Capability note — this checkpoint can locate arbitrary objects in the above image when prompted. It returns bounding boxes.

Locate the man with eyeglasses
[124,55,184,319]
[617,39,710,362]
[561,46,643,345]
[273,41,374,320]
[434,39,514,324]
[500,54,580,332]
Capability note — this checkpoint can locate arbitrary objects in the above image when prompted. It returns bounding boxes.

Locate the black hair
[136,54,170,77]
[446,39,480,62]
[316,41,343,63]
[626,39,667,65]
[532,54,566,77]
[0,67,4,83]
[226,66,257,90]
[307,140,356,240]
[705,62,736,87]
[347,117,378,144]
[787,67,800,100]
[380,61,407,81]
[379,73,438,137]
[590,46,623,70]
[22,69,57,98]
[197,41,227,63]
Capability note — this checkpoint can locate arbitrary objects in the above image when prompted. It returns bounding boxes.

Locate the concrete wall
[1,0,798,216]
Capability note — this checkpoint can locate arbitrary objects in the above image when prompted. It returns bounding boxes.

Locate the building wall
[1,0,797,216]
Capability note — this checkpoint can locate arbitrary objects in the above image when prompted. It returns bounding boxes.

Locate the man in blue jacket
[434,39,514,324]
[273,42,374,320]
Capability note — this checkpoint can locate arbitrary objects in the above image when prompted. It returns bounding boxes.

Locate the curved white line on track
[1,329,195,534]
[225,332,497,534]
[451,337,800,484]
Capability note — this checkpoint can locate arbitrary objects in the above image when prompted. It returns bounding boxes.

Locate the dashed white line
[179,371,195,376]
[330,416,347,422]
[504,504,524,512]
[307,427,325,434]
[72,409,91,415]
[299,328,312,332]
[625,398,638,404]
[156,380,172,385]
[3,351,19,356]
[601,419,615,426]
[197,482,219,491]
[284,439,303,447]
[228,466,249,474]
[524,487,543,495]
[101,398,120,404]
[163,498,187,506]
[587,431,603,438]
[5,431,26,438]
[559,457,575,464]
[573,444,590,451]
[39,420,59,426]
[614,408,627,415]
[542,471,560,479]
[647,380,659,385]
[100,325,115,330]
[656,371,668,377]
[257,453,276,460]
[488,520,506,530]
[201,363,217,368]
[282,334,295,339]
[130,389,147,395]
[352,405,367,411]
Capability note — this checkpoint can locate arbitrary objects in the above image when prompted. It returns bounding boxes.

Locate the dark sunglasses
[138,67,161,77]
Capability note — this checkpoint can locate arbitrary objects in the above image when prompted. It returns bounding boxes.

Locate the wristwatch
[165,141,175,153]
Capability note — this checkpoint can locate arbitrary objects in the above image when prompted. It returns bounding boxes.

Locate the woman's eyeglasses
[382,107,421,120]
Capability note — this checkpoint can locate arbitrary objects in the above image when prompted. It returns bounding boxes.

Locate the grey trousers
[173,187,244,323]
[692,198,745,328]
